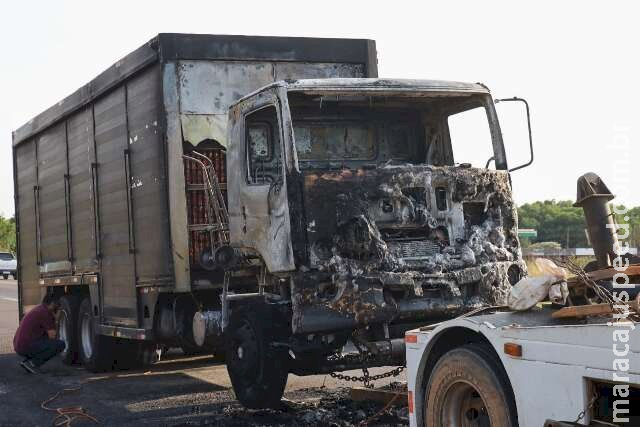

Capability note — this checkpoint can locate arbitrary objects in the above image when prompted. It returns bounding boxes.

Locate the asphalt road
[0,278,18,302]
[0,351,407,426]
[0,279,408,426]
[0,279,18,353]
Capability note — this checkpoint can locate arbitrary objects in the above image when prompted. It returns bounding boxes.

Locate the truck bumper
[291,261,522,334]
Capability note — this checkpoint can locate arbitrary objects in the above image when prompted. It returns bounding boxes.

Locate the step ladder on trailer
[183,151,229,268]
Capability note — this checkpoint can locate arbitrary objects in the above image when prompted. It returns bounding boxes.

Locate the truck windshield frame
[286,91,507,171]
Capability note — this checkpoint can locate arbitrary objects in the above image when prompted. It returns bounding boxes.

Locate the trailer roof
[12,33,377,146]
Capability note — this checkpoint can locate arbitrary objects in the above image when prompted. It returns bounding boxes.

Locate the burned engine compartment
[291,164,526,333]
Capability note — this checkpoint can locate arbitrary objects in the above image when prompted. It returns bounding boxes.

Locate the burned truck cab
[227,78,525,335]
[224,79,526,405]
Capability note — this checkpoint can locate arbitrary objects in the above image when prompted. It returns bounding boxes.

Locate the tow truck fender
[406,312,640,427]
[406,320,515,427]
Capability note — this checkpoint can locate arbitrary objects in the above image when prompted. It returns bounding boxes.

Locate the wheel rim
[441,381,492,427]
[58,310,69,356]
[230,318,260,386]
[81,312,93,359]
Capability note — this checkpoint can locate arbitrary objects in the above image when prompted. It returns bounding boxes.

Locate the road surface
[0,279,18,354]
[0,349,408,426]
[0,279,408,425]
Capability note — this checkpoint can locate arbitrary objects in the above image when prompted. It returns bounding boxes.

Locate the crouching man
[13,293,65,373]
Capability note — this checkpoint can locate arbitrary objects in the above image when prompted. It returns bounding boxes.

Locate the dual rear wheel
[57,295,153,372]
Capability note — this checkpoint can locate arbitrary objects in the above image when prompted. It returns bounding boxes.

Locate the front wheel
[424,344,517,427]
[225,305,289,409]
[2,274,7,280]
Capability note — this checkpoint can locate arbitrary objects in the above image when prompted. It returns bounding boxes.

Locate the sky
[1,0,638,217]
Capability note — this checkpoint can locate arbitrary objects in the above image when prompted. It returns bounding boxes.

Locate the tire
[225,305,289,409]
[78,297,114,372]
[2,274,7,280]
[424,344,517,427]
[57,295,80,365]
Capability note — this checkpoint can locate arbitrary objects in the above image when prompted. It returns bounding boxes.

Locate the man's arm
[44,309,59,340]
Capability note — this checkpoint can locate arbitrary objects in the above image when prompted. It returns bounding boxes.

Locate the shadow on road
[0,352,238,426]
[0,350,409,426]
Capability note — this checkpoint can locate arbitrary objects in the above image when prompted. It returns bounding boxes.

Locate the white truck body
[406,308,639,426]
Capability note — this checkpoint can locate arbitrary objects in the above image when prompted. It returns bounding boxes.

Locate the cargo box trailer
[12,33,376,369]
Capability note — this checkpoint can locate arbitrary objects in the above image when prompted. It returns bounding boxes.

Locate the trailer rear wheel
[225,305,288,409]
[425,344,517,427]
[58,295,80,365]
[78,297,114,372]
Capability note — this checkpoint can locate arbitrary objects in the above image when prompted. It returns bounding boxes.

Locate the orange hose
[41,383,99,426]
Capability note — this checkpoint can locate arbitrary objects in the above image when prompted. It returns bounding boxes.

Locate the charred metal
[291,165,525,334]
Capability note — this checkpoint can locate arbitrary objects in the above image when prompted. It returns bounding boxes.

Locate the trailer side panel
[14,141,40,312]
[67,107,98,272]
[126,66,171,285]
[36,124,69,272]
[94,86,137,324]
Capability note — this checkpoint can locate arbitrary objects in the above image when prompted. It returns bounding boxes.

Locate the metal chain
[327,338,405,388]
[329,365,405,387]
[574,392,598,424]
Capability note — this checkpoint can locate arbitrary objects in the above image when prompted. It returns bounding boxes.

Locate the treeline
[0,216,16,253]
[0,200,639,253]
[518,200,640,248]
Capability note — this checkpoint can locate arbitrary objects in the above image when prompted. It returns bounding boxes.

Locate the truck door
[227,90,295,272]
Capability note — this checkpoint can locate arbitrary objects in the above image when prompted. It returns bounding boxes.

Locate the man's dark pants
[18,338,65,367]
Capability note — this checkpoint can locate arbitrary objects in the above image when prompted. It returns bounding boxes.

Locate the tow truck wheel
[57,295,80,365]
[78,297,114,372]
[225,305,288,409]
[425,344,516,427]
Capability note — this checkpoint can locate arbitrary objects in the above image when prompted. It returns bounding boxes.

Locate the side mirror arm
[495,97,534,172]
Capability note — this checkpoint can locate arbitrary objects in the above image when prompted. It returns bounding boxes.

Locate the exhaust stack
[574,172,617,268]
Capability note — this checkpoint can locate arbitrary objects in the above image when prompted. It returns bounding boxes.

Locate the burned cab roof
[285,78,490,96]
[233,78,491,107]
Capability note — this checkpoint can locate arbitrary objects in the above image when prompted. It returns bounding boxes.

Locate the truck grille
[387,240,440,259]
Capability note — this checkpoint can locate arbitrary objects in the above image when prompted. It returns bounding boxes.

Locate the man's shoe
[19,360,41,374]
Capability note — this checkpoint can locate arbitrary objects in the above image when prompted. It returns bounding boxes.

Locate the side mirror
[495,97,534,172]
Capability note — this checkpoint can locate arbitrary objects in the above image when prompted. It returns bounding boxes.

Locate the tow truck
[405,174,640,426]
[405,306,639,426]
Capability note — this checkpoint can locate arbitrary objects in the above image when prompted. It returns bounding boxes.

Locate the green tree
[0,216,16,253]
[611,205,640,248]
[517,200,588,248]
